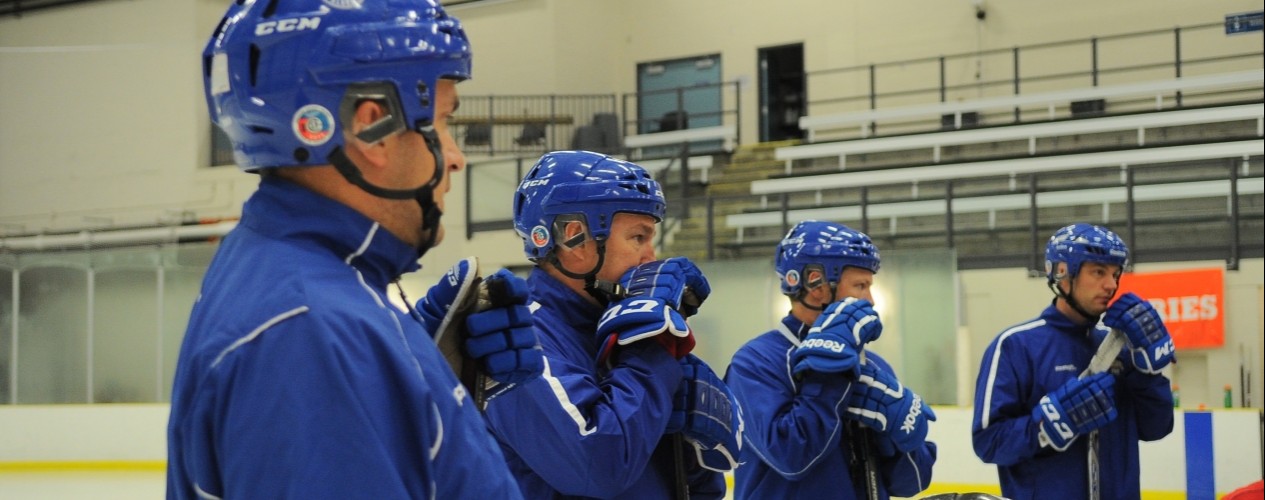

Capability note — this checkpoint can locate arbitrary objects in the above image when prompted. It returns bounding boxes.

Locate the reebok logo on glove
[901,394,923,435]
[801,338,847,353]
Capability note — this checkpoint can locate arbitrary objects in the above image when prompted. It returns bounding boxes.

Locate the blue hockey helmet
[513,151,666,262]
[775,220,880,296]
[1044,223,1129,284]
[203,0,472,172]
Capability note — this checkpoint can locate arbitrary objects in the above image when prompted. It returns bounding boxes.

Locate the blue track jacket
[972,303,1174,500]
[725,314,936,499]
[482,268,725,499]
[167,177,521,499]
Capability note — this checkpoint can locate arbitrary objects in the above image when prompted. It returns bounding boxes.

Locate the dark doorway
[758,43,805,142]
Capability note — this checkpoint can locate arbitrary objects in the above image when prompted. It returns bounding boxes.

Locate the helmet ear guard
[339,82,409,145]
[552,214,590,251]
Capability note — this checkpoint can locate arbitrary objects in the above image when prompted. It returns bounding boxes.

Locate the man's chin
[415,225,445,250]
[430,225,446,246]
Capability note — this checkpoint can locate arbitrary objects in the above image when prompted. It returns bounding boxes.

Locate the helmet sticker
[292,105,335,146]
[530,226,551,248]
[322,0,365,9]
[784,269,800,288]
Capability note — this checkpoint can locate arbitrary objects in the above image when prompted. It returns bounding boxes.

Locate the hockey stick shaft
[1082,328,1126,500]
[857,350,880,500]
[672,433,689,500]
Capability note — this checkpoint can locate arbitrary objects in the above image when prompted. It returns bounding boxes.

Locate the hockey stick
[1080,328,1126,500]
[855,350,881,500]
[671,287,706,500]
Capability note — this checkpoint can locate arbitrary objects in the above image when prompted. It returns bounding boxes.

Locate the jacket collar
[780,314,812,342]
[239,176,421,288]
[1041,303,1100,338]
[528,267,604,331]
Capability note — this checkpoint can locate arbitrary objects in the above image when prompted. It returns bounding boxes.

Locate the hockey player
[972,223,1175,499]
[484,150,742,498]
[168,1,538,498]
[725,220,937,499]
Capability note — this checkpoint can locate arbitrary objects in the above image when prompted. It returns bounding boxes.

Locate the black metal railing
[619,80,744,141]
[693,156,1263,271]
[802,22,1263,135]
[452,94,618,157]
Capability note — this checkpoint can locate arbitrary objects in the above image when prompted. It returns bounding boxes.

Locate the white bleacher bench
[623,125,737,158]
[798,70,1265,142]
[752,139,1264,198]
[726,177,1264,239]
[776,103,1265,174]
[636,155,715,184]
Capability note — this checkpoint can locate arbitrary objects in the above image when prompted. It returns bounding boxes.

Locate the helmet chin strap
[797,293,826,312]
[548,239,623,306]
[327,126,445,259]
[1049,276,1100,324]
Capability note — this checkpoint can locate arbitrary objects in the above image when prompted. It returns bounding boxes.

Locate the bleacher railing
[803,21,1263,138]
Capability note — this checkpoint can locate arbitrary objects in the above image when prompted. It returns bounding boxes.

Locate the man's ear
[345,100,390,168]
[555,220,594,266]
[805,269,837,305]
[1056,262,1073,290]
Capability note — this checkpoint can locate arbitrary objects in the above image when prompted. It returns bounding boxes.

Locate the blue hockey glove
[416,257,480,341]
[596,260,703,364]
[621,257,710,317]
[1032,372,1117,452]
[845,359,936,455]
[463,269,543,385]
[791,298,882,377]
[1103,292,1175,374]
[667,354,742,472]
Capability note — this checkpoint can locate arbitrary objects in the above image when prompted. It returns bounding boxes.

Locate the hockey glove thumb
[1033,372,1117,452]
[464,269,543,385]
[1103,292,1175,374]
[416,257,480,341]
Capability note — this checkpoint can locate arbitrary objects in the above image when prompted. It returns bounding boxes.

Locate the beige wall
[4,0,1259,241]
[2,0,1260,392]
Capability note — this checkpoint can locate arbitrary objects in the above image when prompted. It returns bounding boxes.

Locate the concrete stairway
[664,140,799,261]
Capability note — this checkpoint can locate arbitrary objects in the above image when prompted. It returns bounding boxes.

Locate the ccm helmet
[204,0,472,171]
[1044,223,1129,285]
[775,220,880,297]
[513,150,666,263]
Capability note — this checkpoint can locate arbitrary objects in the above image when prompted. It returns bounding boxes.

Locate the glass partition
[18,265,89,403]
[1,242,216,404]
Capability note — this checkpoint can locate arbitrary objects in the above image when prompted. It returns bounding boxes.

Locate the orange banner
[1116,268,1224,349]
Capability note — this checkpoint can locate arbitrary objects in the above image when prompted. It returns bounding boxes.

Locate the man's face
[593,212,658,283]
[1065,261,1121,316]
[833,266,876,304]
[387,79,466,247]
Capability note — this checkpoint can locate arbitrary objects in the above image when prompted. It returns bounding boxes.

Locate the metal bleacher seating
[711,71,1264,263]
[796,70,1263,142]
[775,102,1264,175]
